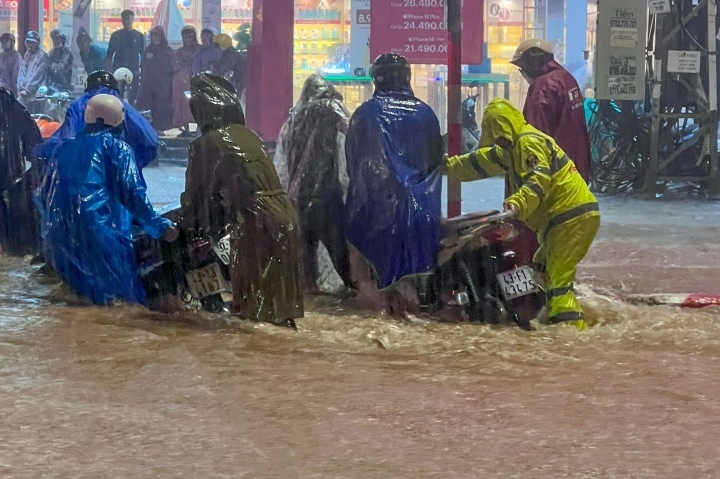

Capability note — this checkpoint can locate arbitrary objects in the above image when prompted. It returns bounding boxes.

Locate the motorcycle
[133,206,235,314]
[461,88,481,154]
[411,210,543,329]
[33,86,73,123]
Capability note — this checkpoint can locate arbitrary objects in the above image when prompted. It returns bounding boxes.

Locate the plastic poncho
[524,60,591,181]
[42,125,172,306]
[136,26,175,132]
[344,78,443,289]
[33,86,159,170]
[17,49,48,105]
[181,73,303,324]
[273,74,351,291]
[0,50,22,96]
[47,45,74,92]
[0,88,42,255]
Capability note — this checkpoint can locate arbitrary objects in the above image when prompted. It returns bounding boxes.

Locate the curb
[622,294,720,308]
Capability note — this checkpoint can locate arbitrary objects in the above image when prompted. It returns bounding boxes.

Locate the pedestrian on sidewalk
[192,28,220,76]
[136,26,174,134]
[76,27,106,75]
[105,10,144,105]
[17,31,48,110]
[47,29,74,92]
[172,25,198,138]
[0,34,22,96]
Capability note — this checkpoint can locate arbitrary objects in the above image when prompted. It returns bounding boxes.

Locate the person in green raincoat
[180,73,303,327]
[445,98,600,330]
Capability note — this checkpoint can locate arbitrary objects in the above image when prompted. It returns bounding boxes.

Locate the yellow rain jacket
[445,98,600,329]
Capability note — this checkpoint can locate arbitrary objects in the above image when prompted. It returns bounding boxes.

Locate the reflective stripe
[524,181,545,199]
[523,167,552,181]
[543,202,600,238]
[489,146,508,172]
[547,284,574,299]
[515,131,570,174]
[551,154,569,174]
[469,151,490,178]
[548,311,584,324]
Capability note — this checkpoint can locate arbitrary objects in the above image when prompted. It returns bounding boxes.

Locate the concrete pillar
[245,0,294,142]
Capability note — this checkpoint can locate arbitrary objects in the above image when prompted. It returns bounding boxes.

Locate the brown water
[1,256,720,478]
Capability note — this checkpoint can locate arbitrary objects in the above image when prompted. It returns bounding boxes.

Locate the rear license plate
[212,235,231,265]
[496,266,538,301]
[185,263,227,299]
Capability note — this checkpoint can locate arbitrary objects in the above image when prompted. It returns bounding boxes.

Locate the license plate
[212,235,231,265]
[496,266,538,301]
[185,263,227,299]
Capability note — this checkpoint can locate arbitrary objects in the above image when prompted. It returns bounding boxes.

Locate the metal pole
[446,0,462,218]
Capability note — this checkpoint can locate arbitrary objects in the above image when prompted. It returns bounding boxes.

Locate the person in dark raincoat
[0,88,42,256]
[34,70,158,172]
[136,26,174,132]
[42,94,176,305]
[344,54,443,311]
[172,25,199,136]
[212,34,247,104]
[274,74,351,293]
[508,39,592,266]
[181,73,303,327]
[47,29,74,92]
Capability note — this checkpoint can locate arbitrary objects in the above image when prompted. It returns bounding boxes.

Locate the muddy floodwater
[1,255,720,478]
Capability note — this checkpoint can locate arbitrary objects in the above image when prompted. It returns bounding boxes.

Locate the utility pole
[446,0,462,218]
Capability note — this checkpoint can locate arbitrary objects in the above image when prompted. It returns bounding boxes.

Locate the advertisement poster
[486,0,522,26]
[369,0,484,65]
[202,0,221,30]
[350,0,371,74]
[595,0,647,100]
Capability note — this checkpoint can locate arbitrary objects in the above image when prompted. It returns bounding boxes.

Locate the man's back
[345,90,443,289]
[524,61,591,180]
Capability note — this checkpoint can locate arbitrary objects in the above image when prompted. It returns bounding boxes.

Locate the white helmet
[113,67,133,84]
[84,94,125,127]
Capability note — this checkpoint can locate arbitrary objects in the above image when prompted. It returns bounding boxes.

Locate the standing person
[172,25,198,137]
[444,98,600,330]
[508,39,592,266]
[17,31,48,109]
[76,27,106,75]
[135,26,174,133]
[344,53,443,313]
[105,9,144,105]
[42,94,176,306]
[274,74,352,294]
[47,29,74,92]
[212,33,246,106]
[181,73,303,328]
[191,28,220,76]
[0,88,43,256]
[0,34,22,96]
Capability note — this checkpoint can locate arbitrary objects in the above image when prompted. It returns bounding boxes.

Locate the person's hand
[19,90,27,96]
[164,225,179,242]
[503,203,518,218]
[146,52,154,59]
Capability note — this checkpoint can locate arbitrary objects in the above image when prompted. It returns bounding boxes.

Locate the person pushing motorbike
[41,94,176,306]
[444,98,600,331]
[34,70,158,173]
[181,73,303,328]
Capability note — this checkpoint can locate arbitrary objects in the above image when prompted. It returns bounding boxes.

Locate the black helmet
[85,70,119,93]
[370,53,411,90]
[50,29,67,44]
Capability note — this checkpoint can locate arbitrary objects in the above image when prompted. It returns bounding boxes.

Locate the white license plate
[212,235,231,265]
[496,266,538,301]
[185,263,227,299]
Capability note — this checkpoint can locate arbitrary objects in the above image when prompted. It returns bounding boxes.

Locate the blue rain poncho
[344,81,443,289]
[34,86,159,169]
[42,125,172,306]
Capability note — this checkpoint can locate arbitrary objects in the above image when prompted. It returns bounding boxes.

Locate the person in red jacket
[507,39,592,266]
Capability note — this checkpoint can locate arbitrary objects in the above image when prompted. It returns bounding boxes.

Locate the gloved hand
[503,202,518,218]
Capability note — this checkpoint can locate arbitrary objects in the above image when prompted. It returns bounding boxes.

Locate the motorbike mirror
[184,91,191,99]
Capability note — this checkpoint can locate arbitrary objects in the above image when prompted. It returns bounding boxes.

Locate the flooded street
[1,168,719,477]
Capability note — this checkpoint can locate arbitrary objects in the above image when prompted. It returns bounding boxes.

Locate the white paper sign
[610,28,639,48]
[649,0,671,14]
[667,50,702,73]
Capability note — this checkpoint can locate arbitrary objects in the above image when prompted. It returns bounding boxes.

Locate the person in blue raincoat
[34,70,158,171]
[344,53,443,311]
[42,94,177,306]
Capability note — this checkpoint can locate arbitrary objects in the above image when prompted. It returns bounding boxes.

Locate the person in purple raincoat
[0,34,22,96]
[135,26,174,133]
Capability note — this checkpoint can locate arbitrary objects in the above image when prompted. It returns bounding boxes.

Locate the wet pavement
[0,164,718,477]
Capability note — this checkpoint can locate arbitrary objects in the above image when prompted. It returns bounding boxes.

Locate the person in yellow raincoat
[445,98,600,330]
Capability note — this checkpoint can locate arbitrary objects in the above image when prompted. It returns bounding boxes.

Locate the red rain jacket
[523,60,591,181]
